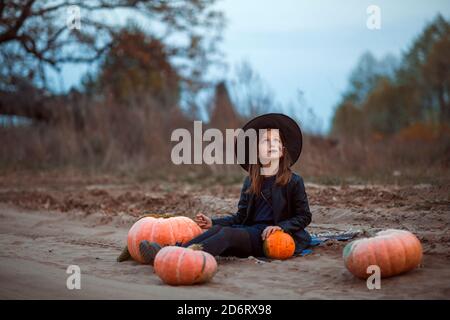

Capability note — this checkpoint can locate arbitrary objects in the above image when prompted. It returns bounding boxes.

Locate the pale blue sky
[59,0,450,133]
[217,0,450,133]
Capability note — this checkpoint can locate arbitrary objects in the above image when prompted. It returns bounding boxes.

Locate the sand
[0,178,449,299]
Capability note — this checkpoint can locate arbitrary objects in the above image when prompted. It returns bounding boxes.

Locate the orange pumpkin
[154,244,218,285]
[343,229,423,279]
[263,230,295,260]
[127,216,202,263]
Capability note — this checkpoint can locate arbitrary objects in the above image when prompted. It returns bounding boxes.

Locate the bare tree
[229,60,277,119]
[0,0,224,120]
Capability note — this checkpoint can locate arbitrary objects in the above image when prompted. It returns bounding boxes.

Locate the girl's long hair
[247,129,292,195]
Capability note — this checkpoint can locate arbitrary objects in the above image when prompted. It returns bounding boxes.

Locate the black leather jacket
[212,172,312,253]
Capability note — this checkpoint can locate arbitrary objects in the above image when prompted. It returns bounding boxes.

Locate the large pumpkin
[343,229,423,279]
[263,230,295,260]
[154,244,218,285]
[127,216,202,263]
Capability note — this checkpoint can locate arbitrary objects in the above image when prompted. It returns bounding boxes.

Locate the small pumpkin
[127,216,202,263]
[343,229,423,279]
[154,244,218,286]
[263,230,295,260]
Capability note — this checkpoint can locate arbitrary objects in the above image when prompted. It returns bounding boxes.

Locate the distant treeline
[331,15,450,140]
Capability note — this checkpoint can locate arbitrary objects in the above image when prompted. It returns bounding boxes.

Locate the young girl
[139,113,312,264]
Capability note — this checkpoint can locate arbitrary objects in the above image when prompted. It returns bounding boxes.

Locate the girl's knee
[221,226,247,239]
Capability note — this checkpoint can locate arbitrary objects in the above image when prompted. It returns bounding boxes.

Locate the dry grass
[0,97,449,186]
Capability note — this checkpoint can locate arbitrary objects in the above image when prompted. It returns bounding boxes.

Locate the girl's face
[258,129,284,164]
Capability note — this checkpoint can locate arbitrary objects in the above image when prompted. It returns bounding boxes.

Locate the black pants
[183,225,256,257]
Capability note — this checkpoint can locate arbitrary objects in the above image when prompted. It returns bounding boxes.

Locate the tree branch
[0,0,35,43]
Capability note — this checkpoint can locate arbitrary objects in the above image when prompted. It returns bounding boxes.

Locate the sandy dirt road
[0,177,449,299]
[1,202,448,299]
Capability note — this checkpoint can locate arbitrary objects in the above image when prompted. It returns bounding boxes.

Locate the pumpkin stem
[188,244,204,251]
[117,245,131,262]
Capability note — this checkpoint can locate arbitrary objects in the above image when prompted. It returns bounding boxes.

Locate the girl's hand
[194,213,212,229]
[261,226,282,240]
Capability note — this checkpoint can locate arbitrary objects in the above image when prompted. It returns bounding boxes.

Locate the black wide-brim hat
[235,113,303,171]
